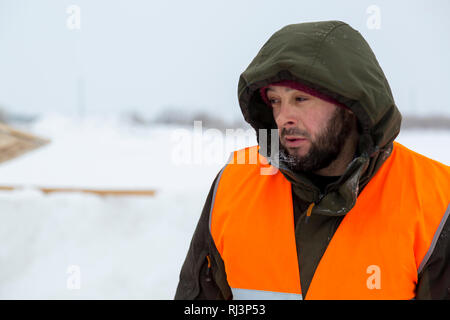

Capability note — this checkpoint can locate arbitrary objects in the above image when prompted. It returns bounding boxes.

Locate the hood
[237,20,402,216]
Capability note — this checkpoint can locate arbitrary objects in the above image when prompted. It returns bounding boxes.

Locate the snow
[0,114,448,299]
[396,129,450,164]
[0,187,202,299]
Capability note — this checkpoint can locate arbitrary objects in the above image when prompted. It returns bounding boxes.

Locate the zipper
[205,254,212,282]
[305,192,324,224]
[304,202,315,224]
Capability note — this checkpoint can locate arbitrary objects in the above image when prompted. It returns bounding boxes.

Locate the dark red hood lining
[259,80,349,110]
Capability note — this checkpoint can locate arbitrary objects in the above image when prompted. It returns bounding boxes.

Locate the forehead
[266,86,310,95]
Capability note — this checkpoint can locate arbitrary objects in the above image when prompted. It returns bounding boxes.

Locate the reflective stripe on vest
[231,288,302,300]
[209,142,450,300]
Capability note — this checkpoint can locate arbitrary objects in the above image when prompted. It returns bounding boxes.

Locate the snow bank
[0,187,204,299]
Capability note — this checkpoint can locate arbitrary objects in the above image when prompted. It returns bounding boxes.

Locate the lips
[283,136,307,147]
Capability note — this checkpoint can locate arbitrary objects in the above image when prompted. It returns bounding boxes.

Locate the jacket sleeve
[415,212,450,300]
[174,171,232,300]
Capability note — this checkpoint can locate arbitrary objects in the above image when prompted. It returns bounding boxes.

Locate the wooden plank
[0,123,50,164]
[40,187,157,197]
[0,185,157,197]
[0,186,15,191]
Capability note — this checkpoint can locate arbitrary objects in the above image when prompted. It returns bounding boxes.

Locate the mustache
[280,127,310,139]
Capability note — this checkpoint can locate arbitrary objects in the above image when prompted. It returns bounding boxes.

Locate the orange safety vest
[209,142,450,300]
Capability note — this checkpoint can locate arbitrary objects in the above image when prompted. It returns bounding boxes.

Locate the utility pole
[77,76,86,118]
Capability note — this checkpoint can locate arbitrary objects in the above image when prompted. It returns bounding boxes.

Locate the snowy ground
[0,114,449,299]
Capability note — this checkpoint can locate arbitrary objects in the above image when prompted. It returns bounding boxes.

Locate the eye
[268,98,280,105]
[296,97,307,102]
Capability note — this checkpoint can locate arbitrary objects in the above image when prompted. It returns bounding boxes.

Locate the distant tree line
[0,108,6,123]
[400,115,450,130]
[2,105,450,131]
[0,107,37,124]
[128,108,251,131]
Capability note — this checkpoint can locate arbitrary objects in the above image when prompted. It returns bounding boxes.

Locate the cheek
[306,106,337,135]
[303,114,324,135]
[272,108,282,125]
[295,109,324,136]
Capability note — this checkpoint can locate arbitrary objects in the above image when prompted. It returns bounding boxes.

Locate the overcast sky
[0,0,449,121]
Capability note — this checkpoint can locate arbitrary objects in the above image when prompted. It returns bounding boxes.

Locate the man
[175,21,450,300]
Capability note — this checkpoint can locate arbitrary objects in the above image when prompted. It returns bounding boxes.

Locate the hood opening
[241,70,375,159]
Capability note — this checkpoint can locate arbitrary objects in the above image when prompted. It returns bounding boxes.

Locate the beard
[278,107,355,173]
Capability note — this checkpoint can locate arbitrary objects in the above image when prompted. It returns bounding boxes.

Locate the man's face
[266,85,355,173]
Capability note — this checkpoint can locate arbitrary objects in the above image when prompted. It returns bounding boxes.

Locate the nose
[274,101,298,128]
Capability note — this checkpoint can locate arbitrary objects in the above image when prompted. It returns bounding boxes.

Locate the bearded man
[175,21,450,300]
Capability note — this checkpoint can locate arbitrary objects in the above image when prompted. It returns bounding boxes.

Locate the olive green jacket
[175,21,449,300]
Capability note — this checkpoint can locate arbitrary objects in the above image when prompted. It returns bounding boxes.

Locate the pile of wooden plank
[0,122,50,164]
